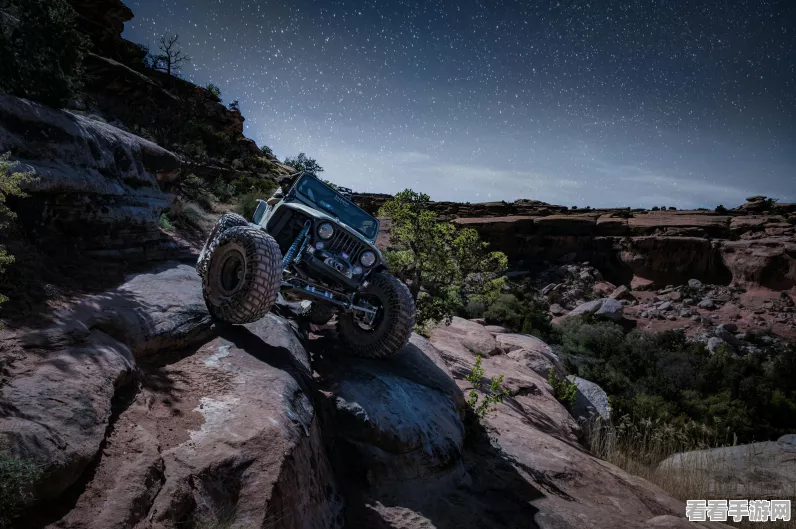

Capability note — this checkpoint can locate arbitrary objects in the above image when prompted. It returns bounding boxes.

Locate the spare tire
[202,225,282,324]
[196,212,249,279]
[337,273,415,358]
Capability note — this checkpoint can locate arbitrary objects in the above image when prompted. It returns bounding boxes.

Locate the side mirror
[253,199,268,224]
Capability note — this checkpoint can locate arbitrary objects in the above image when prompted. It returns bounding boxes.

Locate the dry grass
[586,415,796,528]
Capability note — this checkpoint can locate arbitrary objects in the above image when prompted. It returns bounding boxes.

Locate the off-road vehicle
[196,172,415,358]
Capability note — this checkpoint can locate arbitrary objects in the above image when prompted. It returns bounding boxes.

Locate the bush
[206,83,222,99]
[612,209,634,219]
[482,293,557,342]
[465,355,509,419]
[0,154,33,305]
[158,213,174,231]
[261,145,274,157]
[715,204,727,214]
[651,206,660,211]
[560,315,796,444]
[0,0,90,107]
[547,368,577,409]
[0,450,41,526]
[234,192,260,221]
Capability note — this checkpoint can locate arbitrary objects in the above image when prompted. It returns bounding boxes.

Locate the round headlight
[318,223,334,240]
[360,251,376,268]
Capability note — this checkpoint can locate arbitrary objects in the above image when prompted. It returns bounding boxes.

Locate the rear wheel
[202,226,282,324]
[197,213,249,279]
[337,273,415,358]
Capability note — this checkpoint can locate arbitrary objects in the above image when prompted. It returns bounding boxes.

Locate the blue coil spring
[282,221,311,270]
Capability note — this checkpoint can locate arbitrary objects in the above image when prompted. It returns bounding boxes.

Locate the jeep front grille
[326,228,367,263]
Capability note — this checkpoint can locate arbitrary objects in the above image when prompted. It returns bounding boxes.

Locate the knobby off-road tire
[337,273,415,359]
[196,212,249,279]
[302,301,336,325]
[202,225,282,324]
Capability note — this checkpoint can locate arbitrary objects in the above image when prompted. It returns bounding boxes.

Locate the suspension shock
[282,221,311,271]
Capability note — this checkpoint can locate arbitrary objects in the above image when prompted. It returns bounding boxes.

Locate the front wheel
[202,225,282,324]
[197,212,249,279]
[337,273,415,359]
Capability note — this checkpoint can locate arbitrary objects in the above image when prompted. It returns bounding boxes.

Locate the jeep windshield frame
[289,173,379,240]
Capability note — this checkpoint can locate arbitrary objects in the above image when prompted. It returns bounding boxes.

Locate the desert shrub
[715,204,728,214]
[168,200,208,231]
[651,206,660,211]
[482,293,557,342]
[547,368,577,409]
[0,449,41,526]
[0,0,90,107]
[561,315,796,444]
[261,145,274,157]
[0,154,33,305]
[234,192,261,221]
[206,83,222,99]
[465,355,509,419]
[158,213,174,231]
[612,209,634,219]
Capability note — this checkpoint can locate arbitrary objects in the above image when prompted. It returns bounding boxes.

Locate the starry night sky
[123,0,795,208]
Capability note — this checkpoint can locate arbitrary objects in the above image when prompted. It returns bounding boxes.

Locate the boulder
[484,324,511,334]
[1,263,213,500]
[698,299,716,310]
[428,316,500,357]
[610,285,635,301]
[706,336,727,353]
[315,333,466,486]
[659,435,796,498]
[566,375,611,421]
[0,92,180,258]
[560,298,624,322]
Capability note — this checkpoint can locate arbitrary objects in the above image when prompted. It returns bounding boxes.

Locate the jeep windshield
[293,174,379,239]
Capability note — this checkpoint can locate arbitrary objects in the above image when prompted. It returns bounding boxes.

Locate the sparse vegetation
[283,153,323,174]
[158,213,175,232]
[0,445,42,527]
[0,0,90,107]
[481,292,557,343]
[150,34,191,77]
[612,209,634,219]
[228,100,240,112]
[0,154,33,305]
[465,355,509,419]
[206,83,222,99]
[715,204,728,214]
[379,189,507,327]
[554,316,796,444]
[547,368,577,409]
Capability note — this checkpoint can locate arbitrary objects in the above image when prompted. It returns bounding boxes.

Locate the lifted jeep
[196,172,415,358]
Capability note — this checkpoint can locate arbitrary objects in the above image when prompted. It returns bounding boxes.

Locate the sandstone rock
[1,263,213,500]
[316,334,466,486]
[566,375,611,420]
[549,303,567,316]
[428,316,500,357]
[0,92,180,257]
[609,285,635,301]
[658,301,673,311]
[595,298,624,320]
[483,324,511,334]
[720,238,796,290]
[659,435,796,498]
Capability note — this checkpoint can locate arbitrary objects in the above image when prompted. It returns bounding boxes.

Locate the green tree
[283,153,324,174]
[0,154,33,304]
[261,145,274,157]
[0,0,90,107]
[379,190,507,324]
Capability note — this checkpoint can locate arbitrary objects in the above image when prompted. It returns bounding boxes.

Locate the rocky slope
[1,263,731,529]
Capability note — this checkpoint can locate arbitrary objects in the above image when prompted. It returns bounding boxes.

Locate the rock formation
[0,265,734,529]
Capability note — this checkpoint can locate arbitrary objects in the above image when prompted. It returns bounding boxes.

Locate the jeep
[196,172,415,358]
